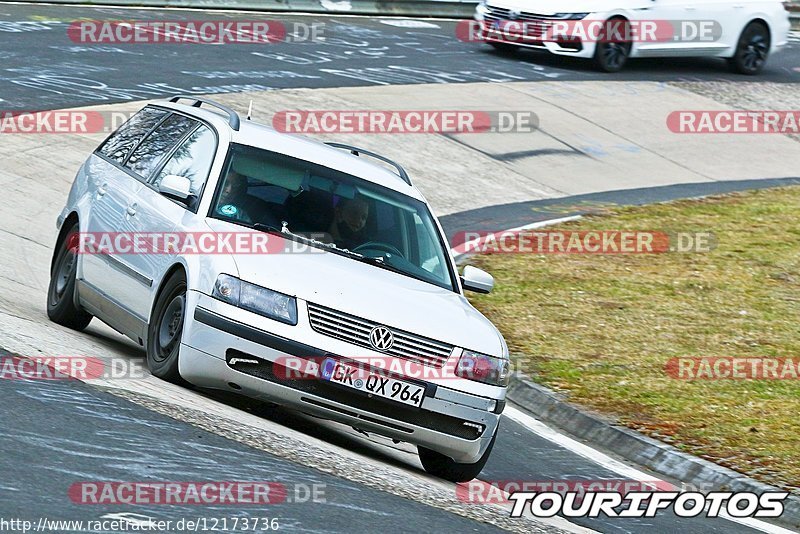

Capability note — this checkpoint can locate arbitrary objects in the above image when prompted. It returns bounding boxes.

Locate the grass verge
[467,186,800,491]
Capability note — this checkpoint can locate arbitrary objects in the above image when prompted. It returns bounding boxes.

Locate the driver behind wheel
[329,195,369,250]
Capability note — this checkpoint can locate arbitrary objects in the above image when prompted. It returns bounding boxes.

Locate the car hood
[205,219,505,356]
[486,0,649,15]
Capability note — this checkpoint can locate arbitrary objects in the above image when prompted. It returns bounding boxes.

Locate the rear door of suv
[122,116,219,323]
[81,106,169,336]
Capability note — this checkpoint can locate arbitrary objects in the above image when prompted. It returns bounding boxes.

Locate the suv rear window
[97,107,167,164]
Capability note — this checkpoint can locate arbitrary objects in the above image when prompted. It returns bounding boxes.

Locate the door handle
[97,183,108,197]
[126,204,137,217]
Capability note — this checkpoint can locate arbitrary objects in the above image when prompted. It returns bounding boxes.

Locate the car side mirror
[159,174,192,201]
[461,265,494,294]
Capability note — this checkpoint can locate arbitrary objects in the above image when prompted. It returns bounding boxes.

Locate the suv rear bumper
[180,297,501,463]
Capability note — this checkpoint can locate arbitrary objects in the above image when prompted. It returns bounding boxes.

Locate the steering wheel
[352,241,405,259]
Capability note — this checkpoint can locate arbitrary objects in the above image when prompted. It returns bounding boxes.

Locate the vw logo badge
[369,326,394,351]
[508,9,521,20]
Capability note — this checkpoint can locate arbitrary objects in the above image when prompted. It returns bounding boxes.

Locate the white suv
[47,96,508,482]
[475,0,791,73]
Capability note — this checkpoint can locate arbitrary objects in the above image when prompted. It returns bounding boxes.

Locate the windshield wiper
[253,221,363,258]
[353,254,439,286]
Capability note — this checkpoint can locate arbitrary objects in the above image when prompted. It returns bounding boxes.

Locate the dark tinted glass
[153,125,217,196]
[97,107,168,164]
[125,114,196,180]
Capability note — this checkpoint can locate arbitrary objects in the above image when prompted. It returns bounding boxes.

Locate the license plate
[496,20,546,38]
[320,358,425,408]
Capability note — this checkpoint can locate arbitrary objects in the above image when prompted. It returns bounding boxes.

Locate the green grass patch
[467,186,800,491]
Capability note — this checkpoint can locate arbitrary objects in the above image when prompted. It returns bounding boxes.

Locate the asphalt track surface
[0,360,504,533]
[1,3,799,534]
[0,4,798,112]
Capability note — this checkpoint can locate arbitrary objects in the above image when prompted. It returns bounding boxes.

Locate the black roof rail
[168,95,241,131]
[324,142,412,186]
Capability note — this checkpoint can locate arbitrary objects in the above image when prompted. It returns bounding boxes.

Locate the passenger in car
[329,195,370,250]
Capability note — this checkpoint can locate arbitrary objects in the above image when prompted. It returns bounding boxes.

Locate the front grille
[484,4,565,23]
[307,303,453,368]
[226,350,483,440]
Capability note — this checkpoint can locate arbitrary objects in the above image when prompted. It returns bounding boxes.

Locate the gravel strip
[669,81,800,142]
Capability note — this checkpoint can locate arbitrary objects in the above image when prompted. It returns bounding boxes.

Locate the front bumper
[180,292,502,463]
[474,14,597,58]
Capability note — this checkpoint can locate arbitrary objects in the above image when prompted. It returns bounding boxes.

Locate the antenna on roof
[246,100,253,121]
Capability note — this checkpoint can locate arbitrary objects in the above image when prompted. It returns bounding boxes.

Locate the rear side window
[97,107,167,164]
[152,125,217,196]
[125,114,197,180]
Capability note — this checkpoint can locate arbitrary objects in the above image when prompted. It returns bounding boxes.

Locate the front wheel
[47,223,92,330]
[729,22,770,75]
[593,19,632,73]
[418,430,497,482]
[147,272,187,384]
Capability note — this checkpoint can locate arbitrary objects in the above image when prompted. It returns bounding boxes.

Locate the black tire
[593,19,632,73]
[47,223,92,330]
[418,429,497,482]
[489,41,518,53]
[729,22,770,75]
[146,272,187,384]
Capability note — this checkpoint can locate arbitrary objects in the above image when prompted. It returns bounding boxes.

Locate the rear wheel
[147,272,187,384]
[418,429,497,482]
[593,18,632,73]
[47,223,92,330]
[729,22,770,75]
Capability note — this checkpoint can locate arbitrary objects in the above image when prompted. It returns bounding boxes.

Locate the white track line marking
[505,406,795,534]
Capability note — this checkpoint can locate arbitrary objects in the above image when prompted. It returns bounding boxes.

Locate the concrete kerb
[507,372,800,529]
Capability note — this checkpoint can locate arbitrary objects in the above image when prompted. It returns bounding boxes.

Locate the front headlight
[456,349,510,387]
[212,274,298,325]
[553,12,590,20]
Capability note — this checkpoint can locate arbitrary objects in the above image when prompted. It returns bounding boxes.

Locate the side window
[125,114,197,180]
[97,107,167,164]
[153,125,217,196]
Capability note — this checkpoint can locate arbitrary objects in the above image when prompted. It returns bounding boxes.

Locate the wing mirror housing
[159,174,192,201]
[461,265,494,294]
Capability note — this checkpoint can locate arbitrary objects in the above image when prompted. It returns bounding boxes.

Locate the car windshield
[210,143,456,291]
